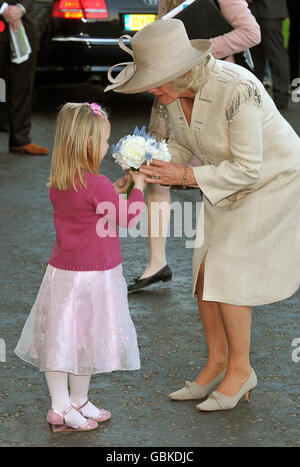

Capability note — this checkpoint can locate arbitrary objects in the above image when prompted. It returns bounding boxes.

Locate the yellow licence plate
[124,14,157,31]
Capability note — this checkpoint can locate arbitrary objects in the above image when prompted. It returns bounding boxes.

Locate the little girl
[14,102,147,433]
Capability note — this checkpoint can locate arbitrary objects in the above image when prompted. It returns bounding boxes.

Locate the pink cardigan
[210,0,261,61]
[159,0,261,62]
[48,173,144,271]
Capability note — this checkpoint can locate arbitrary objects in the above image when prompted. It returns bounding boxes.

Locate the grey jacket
[249,0,288,19]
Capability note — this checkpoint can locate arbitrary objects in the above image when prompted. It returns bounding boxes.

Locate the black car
[38,0,159,77]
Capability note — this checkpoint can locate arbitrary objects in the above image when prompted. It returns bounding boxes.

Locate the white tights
[45,372,101,426]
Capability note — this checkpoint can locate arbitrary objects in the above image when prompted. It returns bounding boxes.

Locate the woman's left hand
[139,159,185,186]
[113,174,132,194]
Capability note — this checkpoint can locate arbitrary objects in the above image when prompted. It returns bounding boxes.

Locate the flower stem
[126,168,139,198]
[126,180,135,198]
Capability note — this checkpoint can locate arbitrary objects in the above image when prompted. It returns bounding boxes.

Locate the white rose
[119,136,147,169]
[156,140,172,162]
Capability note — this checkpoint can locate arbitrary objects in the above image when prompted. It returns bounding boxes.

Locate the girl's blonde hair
[49,103,108,191]
[171,56,211,94]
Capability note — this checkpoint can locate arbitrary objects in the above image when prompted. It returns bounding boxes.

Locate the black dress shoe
[128,265,172,293]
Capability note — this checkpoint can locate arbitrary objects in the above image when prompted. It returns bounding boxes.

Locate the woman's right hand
[129,170,148,191]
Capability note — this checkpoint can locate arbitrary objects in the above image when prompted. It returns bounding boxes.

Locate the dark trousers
[0,102,8,129]
[250,18,290,103]
[0,36,38,147]
[287,0,300,82]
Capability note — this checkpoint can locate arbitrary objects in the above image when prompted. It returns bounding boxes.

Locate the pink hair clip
[85,102,104,118]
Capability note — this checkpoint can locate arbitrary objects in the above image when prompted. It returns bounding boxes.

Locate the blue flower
[145,152,153,162]
[111,135,128,155]
[133,126,151,140]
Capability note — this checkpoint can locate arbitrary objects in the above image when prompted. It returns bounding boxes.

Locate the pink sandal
[72,400,111,423]
[47,405,99,433]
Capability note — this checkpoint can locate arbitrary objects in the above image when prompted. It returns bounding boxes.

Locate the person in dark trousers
[249,0,290,110]
[0,0,48,154]
[287,0,300,83]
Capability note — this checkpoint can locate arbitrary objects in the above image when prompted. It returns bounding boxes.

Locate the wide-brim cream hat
[104,19,212,94]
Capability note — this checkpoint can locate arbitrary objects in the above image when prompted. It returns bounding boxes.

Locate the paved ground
[0,82,299,447]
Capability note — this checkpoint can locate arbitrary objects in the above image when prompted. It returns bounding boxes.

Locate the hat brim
[104,39,212,94]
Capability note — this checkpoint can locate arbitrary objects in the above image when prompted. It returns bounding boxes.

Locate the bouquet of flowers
[111,126,171,197]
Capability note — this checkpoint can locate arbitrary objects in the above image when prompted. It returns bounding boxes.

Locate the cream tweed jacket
[167,56,300,306]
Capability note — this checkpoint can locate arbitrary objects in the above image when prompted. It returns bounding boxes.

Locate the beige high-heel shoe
[196,368,257,411]
[169,369,226,401]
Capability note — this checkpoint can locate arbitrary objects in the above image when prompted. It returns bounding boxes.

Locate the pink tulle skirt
[14,265,140,375]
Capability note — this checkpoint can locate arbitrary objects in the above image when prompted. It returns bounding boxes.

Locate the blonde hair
[171,56,211,93]
[49,103,109,191]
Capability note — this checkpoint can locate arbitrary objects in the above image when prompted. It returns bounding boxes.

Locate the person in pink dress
[14,102,147,433]
[128,0,261,292]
